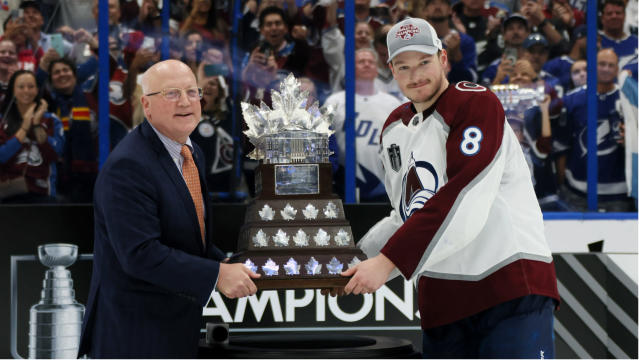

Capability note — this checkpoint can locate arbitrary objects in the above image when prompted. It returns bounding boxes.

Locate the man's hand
[341,254,395,295]
[39,48,60,72]
[130,48,156,71]
[521,0,545,27]
[443,31,462,63]
[217,263,261,299]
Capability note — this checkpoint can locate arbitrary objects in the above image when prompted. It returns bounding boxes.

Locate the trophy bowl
[37,243,78,268]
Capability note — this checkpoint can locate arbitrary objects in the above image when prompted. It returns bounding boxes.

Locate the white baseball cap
[386,17,443,63]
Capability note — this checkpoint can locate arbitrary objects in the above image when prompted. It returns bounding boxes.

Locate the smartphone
[204,63,229,77]
[9,9,23,23]
[50,33,65,57]
[504,47,517,64]
[258,42,271,60]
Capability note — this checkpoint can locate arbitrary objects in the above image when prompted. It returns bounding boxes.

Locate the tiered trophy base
[231,249,364,290]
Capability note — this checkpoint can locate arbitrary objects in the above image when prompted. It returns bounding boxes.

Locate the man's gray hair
[356,47,379,62]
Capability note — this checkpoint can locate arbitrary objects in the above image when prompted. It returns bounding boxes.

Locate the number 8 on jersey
[460,126,483,156]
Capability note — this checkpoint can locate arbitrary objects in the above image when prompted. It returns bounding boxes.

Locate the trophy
[231,74,367,289]
[28,244,85,359]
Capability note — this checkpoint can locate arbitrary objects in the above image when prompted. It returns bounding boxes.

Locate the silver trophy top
[242,74,334,161]
[37,243,78,268]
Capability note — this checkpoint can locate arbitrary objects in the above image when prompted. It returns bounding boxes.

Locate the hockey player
[339,17,560,357]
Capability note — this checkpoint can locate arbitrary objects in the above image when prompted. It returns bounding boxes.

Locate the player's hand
[341,254,395,295]
[320,287,345,297]
[217,263,261,299]
[538,94,550,111]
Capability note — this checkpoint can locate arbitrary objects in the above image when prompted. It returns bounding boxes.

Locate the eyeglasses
[145,87,203,101]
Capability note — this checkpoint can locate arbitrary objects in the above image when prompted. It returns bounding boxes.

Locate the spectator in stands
[180,0,228,44]
[0,70,63,203]
[600,0,638,67]
[90,0,138,64]
[519,0,566,55]
[190,72,245,202]
[21,0,79,57]
[0,39,19,104]
[542,24,586,91]
[345,0,385,31]
[483,13,529,86]
[46,58,97,203]
[183,30,203,75]
[2,10,41,72]
[239,0,299,53]
[522,33,563,96]
[325,48,401,202]
[450,0,505,74]
[290,1,332,103]
[557,48,634,212]
[416,0,478,83]
[507,59,567,210]
[569,59,587,87]
[130,0,162,36]
[322,0,375,92]
[480,14,530,86]
[373,24,405,101]
[241,6,309,105]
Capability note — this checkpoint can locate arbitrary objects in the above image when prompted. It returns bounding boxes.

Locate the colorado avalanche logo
[400,153,438,221]
[455,81,486,92]
[395,24,420,40]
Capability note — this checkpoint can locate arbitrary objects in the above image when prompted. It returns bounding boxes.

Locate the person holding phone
[241,6,309,103]
[20,1,74,59]
[0,70,63,203]
[482,13,530,86]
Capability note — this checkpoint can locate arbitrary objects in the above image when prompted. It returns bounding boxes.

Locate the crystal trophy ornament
[28,244,85,359]
[231,74,367,289]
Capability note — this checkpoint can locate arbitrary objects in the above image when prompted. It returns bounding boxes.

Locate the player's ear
[388,61,395,77]
[439,49,448,67]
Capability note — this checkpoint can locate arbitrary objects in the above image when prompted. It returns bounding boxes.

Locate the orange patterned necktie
[181,145,205,247]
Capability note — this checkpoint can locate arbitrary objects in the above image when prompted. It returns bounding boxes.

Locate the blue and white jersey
[480,58,500,87]
[599,31,638,67]
[543,55,576,91]
[539,70,564,99]
[559,85,627,197]
[325,90,402,201]
[523,106,558,201]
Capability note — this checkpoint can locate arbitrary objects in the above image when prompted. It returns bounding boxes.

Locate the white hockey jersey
[325,90,402,200]
[357,81,559,329]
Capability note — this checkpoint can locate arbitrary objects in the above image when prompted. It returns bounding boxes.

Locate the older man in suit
[78,59,260,358]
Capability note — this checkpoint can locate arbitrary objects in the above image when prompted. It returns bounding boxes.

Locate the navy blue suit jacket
[78,120,226,358]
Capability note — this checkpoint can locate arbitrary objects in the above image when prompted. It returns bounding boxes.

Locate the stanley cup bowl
[38,244,78,268]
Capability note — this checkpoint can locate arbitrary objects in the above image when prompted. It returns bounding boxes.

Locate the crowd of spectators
[0,0,636,212]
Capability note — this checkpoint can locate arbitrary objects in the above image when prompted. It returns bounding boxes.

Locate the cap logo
[395,24,420,40]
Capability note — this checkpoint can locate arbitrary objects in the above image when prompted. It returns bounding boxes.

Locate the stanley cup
[28,244,85,359]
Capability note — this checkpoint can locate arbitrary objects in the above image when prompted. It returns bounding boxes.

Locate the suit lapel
[140,121,205,253]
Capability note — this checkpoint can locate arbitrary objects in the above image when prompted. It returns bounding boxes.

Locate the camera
[258,42,272,62]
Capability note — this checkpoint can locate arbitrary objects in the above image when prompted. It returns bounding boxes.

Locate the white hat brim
[388,44,440,63]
